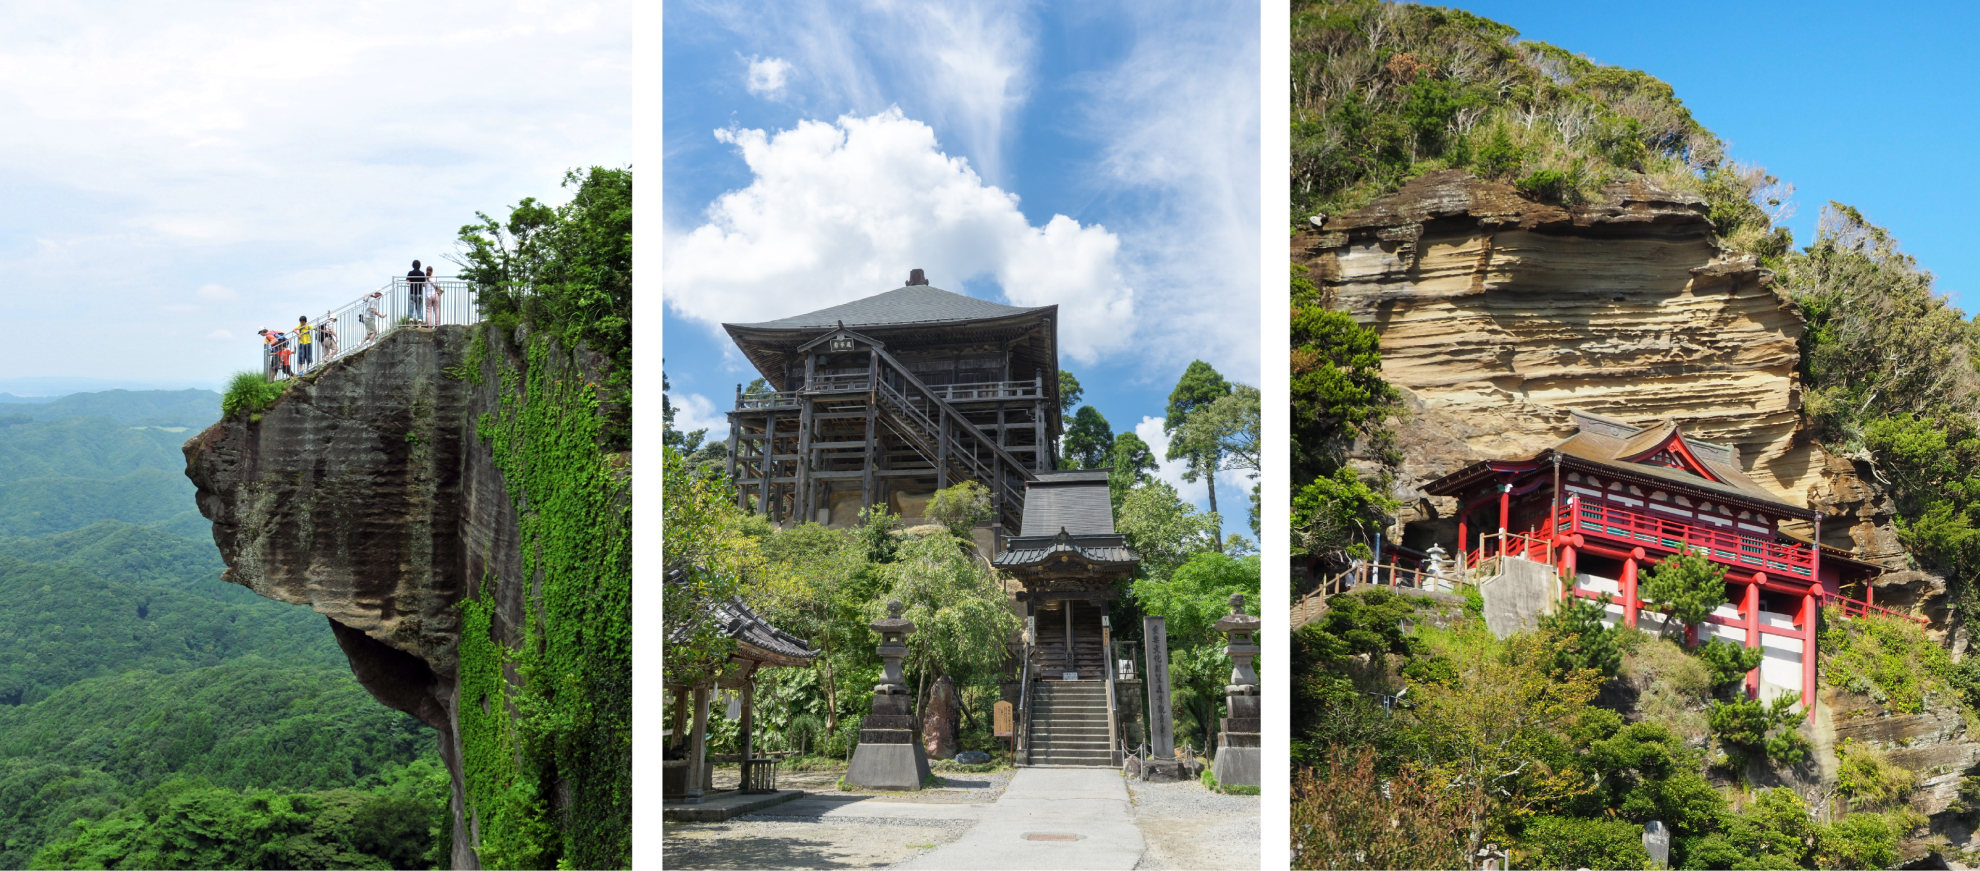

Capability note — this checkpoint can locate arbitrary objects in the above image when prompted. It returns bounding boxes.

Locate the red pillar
[1458,514,1468,566]
[1798,590,1818,715]
[1622,546,1643,628]
[1743,574,1765,700]
[1498,484,1512,552]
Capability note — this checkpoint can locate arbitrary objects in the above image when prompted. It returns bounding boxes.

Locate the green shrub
[1835,739,1917,811]
[219,371,286,420]
[1708,694,1809,766]
[1820,608,1952,713]
[1539,592,1623,679]
[1520,814,1651,870]
[1695,638,1765,696]
[1816,809,1923,870]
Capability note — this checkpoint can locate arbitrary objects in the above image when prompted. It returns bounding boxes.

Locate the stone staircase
[1026,680,1113,767]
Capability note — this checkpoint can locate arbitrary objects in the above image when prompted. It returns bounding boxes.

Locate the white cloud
[697,1,1032,183]
[1135,414,1258,519]
[669,392,730,442]
[196,283,236,300]
[743,55,793,99]
[206,329,233,339]
[0,1,629,381]
[664,108,1135,364]
[1079,1,1261,382]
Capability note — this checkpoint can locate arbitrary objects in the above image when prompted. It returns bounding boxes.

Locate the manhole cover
[1025,833,1082,842]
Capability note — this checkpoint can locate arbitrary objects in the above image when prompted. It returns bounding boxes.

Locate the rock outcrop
[1298,169,1812,509]
[1298,170,1950,626]
[185,326,541,870]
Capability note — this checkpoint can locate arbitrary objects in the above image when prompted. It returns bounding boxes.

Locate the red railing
[1465,530,1553,569]
[1561,500,1814,578]
[1819,591,1928,625]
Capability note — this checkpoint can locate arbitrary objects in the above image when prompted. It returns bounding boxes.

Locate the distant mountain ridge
[0,388,220,427]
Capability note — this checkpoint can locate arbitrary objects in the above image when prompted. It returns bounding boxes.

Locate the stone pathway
[893,768,1144,870]
[663,765,1257,870]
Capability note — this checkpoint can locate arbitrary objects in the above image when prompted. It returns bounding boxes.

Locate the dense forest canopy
[0,391,446,870]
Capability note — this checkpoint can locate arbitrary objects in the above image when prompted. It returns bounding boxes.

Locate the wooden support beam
[757,413,776,517]
[862,350,878,510]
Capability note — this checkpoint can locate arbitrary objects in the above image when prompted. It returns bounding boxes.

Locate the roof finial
[907,268,928,286]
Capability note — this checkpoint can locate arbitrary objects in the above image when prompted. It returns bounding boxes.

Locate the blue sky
[1447,0,1980,312]
[0,2,629,394]
[662,1,1262,538]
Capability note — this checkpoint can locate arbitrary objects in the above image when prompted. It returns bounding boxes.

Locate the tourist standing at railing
[424,265,443,328]
[361,292,384,342]
[407,259,427,321]
[319,315,340,361]
[295,316,314,368]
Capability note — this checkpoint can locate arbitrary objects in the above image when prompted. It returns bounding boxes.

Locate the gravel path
[662,819,965,870]
[1126,777,1261,871]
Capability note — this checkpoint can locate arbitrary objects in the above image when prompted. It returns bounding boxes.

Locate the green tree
[1116,481,1222,583]
[879,530,1022,720]
[1165,361,1234,523]
[926,481,992,539]
[1637,552,1727,633]
[661,446,755,685]
[1108,432,1159,507]
[1707,693,1810,766]
[453,167,631,372]
[1537,593,1623,679]
[1058,370,1083,420]
[1062,405,1114,469]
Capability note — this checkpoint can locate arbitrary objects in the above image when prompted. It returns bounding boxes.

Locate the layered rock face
[1298,170,1813,508]
[185,326,527,870]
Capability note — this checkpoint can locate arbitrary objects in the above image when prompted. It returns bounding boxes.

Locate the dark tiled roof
[665,565,817,665]
[1018,470,1115,536]
[993,533,1138,568]
[727,286,1049,331]
[1555,410,1789,511]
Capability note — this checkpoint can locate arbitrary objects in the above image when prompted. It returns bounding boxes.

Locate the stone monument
[1211,593,1261,788]
[1134,615,1188,782]
[845,601,931,789]
[1643,820,1670,869]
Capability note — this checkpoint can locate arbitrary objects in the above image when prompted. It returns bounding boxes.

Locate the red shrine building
[1423,411,1900,712]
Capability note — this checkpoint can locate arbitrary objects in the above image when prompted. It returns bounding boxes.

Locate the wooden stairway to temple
[1023,602,1113,766]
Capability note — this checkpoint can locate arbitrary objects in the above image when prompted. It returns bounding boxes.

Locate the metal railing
[261,276,481,381]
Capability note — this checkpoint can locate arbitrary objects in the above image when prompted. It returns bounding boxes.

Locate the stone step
[1037,748,1116,760]
[1034,739,1111,750]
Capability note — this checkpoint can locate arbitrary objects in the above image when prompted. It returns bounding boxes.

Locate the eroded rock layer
[1299,170,1813,507]
[185,326,527,870]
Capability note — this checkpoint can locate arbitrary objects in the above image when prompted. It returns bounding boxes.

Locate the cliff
[185,324,630,869]
[1296,169,1949,624]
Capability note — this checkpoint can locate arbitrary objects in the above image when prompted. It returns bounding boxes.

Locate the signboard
[993,701,1014,737]
[1144,616,1173,758]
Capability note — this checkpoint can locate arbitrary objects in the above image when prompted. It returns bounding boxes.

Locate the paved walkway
[891,767,1144,870]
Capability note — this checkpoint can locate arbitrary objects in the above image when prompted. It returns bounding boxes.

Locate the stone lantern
[1210,592,1260,788]
[845,600,931,789]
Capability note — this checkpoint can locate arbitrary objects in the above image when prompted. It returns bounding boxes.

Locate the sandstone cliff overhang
[1297,169,1812,509]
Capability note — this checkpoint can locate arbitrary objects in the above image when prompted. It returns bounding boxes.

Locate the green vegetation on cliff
[455,297,631,867]
[1291,0,1786,255]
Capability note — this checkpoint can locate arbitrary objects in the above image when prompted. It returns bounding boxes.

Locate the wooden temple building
[723,270,1058,533]
[1424,410,1902,712]
[721,272,1142,768]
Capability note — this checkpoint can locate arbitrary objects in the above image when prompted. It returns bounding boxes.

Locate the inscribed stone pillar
[845,601,932,790]
[1211,593,1261,788]
[923,675,959,760]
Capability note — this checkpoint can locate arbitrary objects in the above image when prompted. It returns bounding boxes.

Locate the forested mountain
[0,390,443,869]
